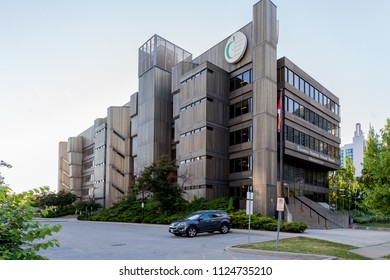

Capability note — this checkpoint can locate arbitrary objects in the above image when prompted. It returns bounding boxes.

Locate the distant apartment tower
[340,123,366,177]
[58,106,131,208]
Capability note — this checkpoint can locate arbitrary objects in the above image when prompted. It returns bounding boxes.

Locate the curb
[225,246,337,260]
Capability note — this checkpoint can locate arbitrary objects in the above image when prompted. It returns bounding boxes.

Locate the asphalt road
[38,217,284,260]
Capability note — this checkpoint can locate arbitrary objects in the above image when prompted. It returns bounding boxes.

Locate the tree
[360,119,390,215]
[134,155,184,215]
[329,157,361,211]
[36,190,77,209]
[0,162,62,260]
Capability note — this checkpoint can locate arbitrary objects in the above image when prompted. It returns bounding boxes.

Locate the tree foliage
[360,119,390,215]
[329,157,362,211]
[134,155,185,215]
[36,190,77,209]
[0,162,62,259]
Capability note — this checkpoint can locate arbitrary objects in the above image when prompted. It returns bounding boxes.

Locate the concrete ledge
[225,246,337,260]
[350,224,390,232]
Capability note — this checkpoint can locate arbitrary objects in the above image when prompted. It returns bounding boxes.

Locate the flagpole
[276,88,284,251]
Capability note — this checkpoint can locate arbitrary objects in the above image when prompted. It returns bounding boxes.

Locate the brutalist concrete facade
[59,0,341,216]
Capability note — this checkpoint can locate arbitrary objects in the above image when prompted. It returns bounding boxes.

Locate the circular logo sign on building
[224,31,248,64]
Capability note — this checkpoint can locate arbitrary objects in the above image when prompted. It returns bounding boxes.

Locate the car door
[197,213,212,232]
[209,212,223,231]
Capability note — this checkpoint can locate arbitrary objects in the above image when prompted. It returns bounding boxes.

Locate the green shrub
[228,209,307,233]
[0,186,62,260]
[281,221,308,233]
[85,196,307,233]
[346,209,390,224]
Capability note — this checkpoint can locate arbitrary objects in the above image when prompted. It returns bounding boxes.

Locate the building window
[82,147,94,157]
[230,97,252,119]
[83,161,94,171]
[229,156,253,173]
[283,162,328,188]
[345,148,353,162]
[280,67,340,116]
[284,96,340,137]
[180,96,211,112]
[229,127,252,146]
[285,125,340,159]
[230,69,253,92]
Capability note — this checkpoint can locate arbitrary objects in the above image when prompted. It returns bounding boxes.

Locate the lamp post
[141,183,145,223]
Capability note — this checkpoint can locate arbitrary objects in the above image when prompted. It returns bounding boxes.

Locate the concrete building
[58,105,132,208]
[340,123,366,177]
[58,0,341,216]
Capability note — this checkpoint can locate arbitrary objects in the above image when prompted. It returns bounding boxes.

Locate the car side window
[200,213,210,220]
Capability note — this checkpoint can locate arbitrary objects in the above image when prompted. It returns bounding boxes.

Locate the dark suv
[169,210,232,237]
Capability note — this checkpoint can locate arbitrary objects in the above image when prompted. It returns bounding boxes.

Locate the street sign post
[275,197,285,251]
[246,189,253,243]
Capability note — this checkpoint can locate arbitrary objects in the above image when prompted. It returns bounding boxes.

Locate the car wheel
[186,226,197,237]
[220,223,230,234]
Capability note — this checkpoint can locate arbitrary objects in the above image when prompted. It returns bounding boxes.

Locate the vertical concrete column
[67,136,83,198]
[252,0,278,216]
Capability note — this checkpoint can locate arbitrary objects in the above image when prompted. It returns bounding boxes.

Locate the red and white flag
[277,94,282,133]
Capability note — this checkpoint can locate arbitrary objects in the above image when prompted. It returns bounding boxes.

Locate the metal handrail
[293,196,329,229]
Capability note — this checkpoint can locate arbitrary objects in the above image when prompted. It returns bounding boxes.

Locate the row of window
[95,145,106,151]
[229,97,252,119]
[180,126,213,138]
[95,127,106,135]
[82,147,94,157]
[282,163,328,188]
[83,174,93,183]
[83,161,94,171]
[284,125,340,159]
[229,127,252,146]
[180,97,213,112]
[229,155,253,173]
[230,69,253,92]
[284,95,340,137]
[278,67,340,116]
[180,69,212,85]
[179,155,213,165]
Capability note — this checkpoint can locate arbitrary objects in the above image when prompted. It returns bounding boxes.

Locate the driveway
[38,217,284,260]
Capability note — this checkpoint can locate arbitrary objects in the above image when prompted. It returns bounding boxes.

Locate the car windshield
[185,213,203,220]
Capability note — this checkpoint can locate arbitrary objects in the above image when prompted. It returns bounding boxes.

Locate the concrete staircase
[285,196,350,229]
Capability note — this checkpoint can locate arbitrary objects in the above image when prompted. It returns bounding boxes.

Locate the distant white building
[340,123,366,177]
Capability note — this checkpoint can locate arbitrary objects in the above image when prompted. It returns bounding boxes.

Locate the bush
[85,197,307,233]
[0,186,62,260]
[347,209,390,224]
[228,210,307,233]
[281,221,307,233]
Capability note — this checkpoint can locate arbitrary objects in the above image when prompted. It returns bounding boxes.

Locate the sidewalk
[228,227,390,260]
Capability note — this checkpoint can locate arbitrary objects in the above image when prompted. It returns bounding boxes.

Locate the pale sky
[1,0,389,194]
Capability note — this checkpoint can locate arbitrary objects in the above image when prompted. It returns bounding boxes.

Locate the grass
[383,255,390,259]
[237,236,371,260]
